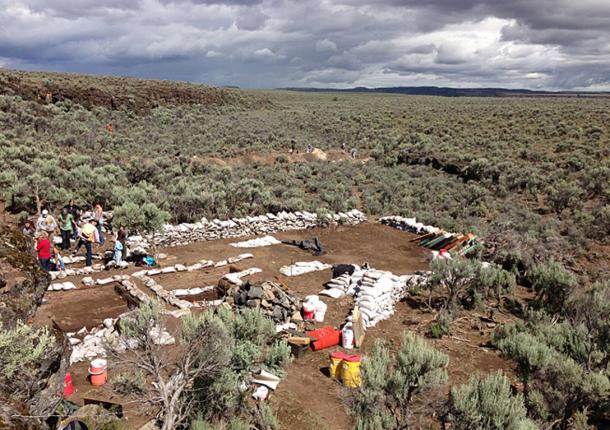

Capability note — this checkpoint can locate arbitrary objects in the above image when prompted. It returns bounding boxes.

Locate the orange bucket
[88,358,108,386]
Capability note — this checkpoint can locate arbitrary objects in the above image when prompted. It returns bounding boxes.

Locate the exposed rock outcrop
[0,226,70,429]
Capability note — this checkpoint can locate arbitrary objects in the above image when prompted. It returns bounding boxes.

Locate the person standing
[58,208,74,251]
[118,226,128,261]
[64,199,81,239]
[114,229,126,265]
[74,218,99,267]
[94,204,105,245]
[36,209,57,244]
[35,232,52,272]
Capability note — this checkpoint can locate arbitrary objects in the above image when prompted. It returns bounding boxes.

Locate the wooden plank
[352,306,366,348]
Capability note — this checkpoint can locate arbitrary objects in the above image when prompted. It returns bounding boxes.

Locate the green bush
[0,321,53,398]
[352,332,448,429]
[448,371,536,430]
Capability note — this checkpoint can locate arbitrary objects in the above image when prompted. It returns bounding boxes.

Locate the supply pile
[379,216,479,256]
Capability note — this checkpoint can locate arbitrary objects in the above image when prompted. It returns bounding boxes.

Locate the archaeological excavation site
[1,69,609,430]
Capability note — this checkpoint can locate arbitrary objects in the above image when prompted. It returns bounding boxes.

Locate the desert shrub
[0,321,54,398]
[473,263,517,307]
[112,370,145,396]
[352,332,448,429]
[263,340,292,378]
[528,260,576,314]
[448,371,536,430]
[256,403,279,430]
[429,258,480,313]
[492,282,610,428]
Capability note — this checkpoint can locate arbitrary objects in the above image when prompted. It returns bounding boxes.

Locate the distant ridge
[280,86,610,98]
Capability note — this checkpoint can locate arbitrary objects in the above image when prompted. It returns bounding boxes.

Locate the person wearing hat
[36,209,57,244]
[73,217,99,267]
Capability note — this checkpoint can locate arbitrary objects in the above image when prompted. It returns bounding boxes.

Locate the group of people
[24,200,127,272]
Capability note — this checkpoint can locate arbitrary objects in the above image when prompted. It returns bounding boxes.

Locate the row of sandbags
[319,266,431,328]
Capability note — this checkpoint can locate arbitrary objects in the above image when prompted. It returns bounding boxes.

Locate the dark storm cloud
[0,0,609,89]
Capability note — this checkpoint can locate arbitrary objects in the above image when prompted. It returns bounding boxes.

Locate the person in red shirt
[35,231,52,272]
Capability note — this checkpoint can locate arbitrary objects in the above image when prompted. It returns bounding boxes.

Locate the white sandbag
[230,235,281,248]
[319,288,345,299]
[279,261,332,277]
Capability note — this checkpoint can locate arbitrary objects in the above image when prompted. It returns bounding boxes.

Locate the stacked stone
[118,279,152,305]
[140,209,366,248]
[139,276,193,310]
[222,280,303,325]
[379,215,441,235]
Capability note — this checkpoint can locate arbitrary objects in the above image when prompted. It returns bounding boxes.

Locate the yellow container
[329,353,344,381]
[341,356,362,388]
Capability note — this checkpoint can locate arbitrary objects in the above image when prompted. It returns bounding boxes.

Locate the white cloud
[315,38,338,53]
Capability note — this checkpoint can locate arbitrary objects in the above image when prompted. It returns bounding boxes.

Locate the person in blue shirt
[114,229,126,264]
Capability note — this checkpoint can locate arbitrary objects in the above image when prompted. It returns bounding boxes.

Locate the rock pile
[134,209,366,248]
[48,260,127,281]
[139,275,194,310]
[68,318,118,364]
[221,280,303,324]
[69,315,175,364]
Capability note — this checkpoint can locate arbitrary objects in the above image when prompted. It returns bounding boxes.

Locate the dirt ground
[33,222,521,429]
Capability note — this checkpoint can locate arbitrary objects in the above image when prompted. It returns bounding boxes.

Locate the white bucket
[314,300,327,322]
[342,323,354,349]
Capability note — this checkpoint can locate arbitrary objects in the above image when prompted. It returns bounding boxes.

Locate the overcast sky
[1,0,610,90]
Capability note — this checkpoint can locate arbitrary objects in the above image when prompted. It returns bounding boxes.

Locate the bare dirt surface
[32,222,522,429]
[191,148,370,168]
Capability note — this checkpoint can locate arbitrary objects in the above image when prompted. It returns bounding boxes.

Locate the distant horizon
[4,66,610,95]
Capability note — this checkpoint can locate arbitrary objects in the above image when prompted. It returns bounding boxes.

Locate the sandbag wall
[136,209,366,249]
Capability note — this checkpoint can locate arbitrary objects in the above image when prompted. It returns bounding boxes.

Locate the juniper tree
[108,301,232,430]
[352,332,449,430]
[112,200,170,236]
